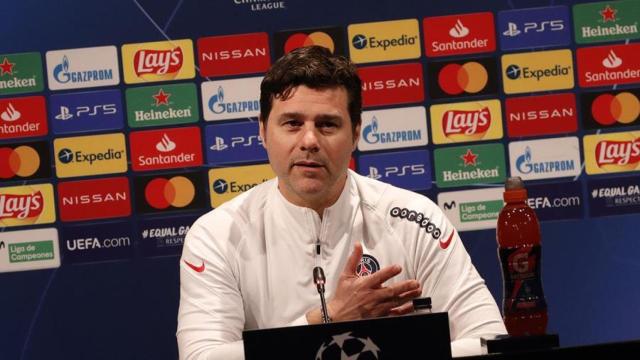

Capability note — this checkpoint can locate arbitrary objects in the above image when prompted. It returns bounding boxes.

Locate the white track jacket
[178,170,506,359]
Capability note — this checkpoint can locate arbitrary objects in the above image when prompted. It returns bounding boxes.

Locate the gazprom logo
[52,55,114,84]
[207,85,260,115]
[53,56,71,83]
[363,117,380,144]
[515,146,533,173]
[208,86,225,114]
[515,145,576,174]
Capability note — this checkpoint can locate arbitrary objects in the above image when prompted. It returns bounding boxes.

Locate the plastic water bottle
[497,177,547,336]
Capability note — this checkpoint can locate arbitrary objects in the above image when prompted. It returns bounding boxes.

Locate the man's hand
[306,243,422,324]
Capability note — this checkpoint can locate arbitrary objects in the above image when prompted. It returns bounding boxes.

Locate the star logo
[0,57,14,75]
[600,5,617,22]
[460,149,478,166]
[153,89,171,106]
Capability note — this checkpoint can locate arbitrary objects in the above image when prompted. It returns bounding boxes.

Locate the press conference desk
[464,339,640,360]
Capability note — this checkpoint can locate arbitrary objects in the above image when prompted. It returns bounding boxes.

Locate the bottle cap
[504,177,527,202]
[412,297,432,310]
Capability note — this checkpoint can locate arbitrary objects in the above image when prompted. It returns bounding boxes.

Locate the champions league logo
[315,331,381,360]
[356,254,380,276]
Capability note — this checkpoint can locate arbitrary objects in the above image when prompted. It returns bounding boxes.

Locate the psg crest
[356,254,380,277]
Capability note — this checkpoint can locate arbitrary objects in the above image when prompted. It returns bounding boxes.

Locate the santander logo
[596,139,640,167]
[0,191,44,220]
[443,107,491,137]
[134,47,183,76]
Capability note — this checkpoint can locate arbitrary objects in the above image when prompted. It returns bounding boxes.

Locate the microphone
[313,266,330,323]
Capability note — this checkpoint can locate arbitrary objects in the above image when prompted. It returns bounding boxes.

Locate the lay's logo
[122,39,195,84]
[584,131,640,174]
[596,139,640,169]
[0,184,56,228]
[430,99,503,144]
[134,47,183,77]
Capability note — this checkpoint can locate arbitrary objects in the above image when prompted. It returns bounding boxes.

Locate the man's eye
[319,122,337,128]
[284,120,301,127]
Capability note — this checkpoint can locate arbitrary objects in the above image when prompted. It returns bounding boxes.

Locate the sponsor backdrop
[1,0,640,358]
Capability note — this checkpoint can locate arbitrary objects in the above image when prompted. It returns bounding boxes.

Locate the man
[177,46,506,360]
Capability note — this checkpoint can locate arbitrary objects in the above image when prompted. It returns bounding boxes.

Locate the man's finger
[343,242,363,275]
[388,280,420,297]
[389,302,415,316]
[362,264,402,287]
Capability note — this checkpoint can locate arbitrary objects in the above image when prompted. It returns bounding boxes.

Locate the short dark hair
[259,46,362,132]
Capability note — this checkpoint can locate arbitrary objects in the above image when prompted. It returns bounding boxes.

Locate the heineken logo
[573,0,640,44]
[126,83,199,128]
[434,143,506,188]
[0,52,44,95]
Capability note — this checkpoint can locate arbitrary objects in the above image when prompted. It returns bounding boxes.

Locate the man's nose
[299,126,320,152]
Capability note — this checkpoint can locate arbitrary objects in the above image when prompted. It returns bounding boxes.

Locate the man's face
[260,85,360,210]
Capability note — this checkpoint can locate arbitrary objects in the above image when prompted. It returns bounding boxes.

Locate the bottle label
[500,245,547,311]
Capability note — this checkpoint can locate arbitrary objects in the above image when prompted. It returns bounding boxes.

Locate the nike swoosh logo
[184,260,205,273]
[439,231,455,250]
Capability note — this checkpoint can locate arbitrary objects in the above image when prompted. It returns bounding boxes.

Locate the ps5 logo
[54,104,117,120]
[503,20,564,37]
[209,135,262,151]
[367,164,425,179]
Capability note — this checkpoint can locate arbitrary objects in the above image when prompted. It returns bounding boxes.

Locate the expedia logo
[212,178,267,194]
[53,133,128,178]
[502,49,574,94]
[347,19,421,64]
[351,33,417,51]
[208,164,275,207]
[505,63,570,81]
[212,179,228,194]
[57,148,123,165]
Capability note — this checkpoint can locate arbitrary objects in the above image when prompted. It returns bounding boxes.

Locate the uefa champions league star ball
[315,331,381,360]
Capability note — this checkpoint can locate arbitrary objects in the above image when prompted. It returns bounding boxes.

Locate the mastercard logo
[0,145,40,179]
[144,176,195,210]
[438,62,488,95]
[284,32,335,54]
[591,92,640,126]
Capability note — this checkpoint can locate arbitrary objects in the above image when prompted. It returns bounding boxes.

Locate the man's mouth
[293,161,323,168]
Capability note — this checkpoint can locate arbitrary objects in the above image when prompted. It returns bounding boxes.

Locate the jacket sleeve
[177,218,246,360]
[412,205,507,357]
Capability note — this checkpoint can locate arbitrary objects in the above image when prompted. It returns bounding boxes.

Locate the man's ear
[352,122,361,151]
[259,118,267,148]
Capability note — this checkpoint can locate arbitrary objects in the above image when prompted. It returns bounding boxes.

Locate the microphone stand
[313,266,330,323]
